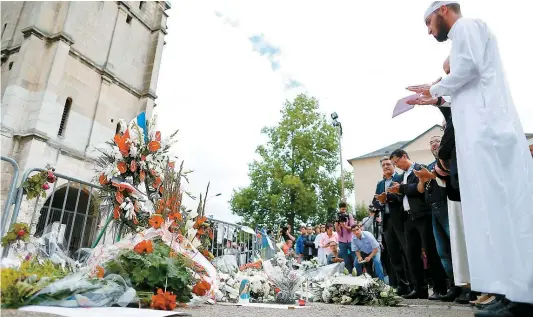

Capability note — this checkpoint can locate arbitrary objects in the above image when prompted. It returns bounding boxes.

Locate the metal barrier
[209,217,266,265]
[1,156,20,237]
[2,166,108,258]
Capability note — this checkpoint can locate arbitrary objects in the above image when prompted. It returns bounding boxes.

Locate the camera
[337,212,348,223]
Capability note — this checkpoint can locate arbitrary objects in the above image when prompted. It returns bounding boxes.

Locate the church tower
[1,1,170,245]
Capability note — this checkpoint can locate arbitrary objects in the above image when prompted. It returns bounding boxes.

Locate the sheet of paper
[392,94,420,118]
[19,306,191,317]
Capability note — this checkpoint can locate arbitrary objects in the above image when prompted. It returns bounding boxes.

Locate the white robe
[447,200,470,286]
[430,18,533,304]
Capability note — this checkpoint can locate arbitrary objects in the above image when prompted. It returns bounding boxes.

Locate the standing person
[314,225,326,265]
[295,225,307,263]
[409,2,533,315]
[388,149,448,300]
[416,136,461,301]
[351,224,385,281]
[320,223,338,263]
[302,225,316,261]
[335,202,356,273]
[373,157,411,295]
[280,225,295,243]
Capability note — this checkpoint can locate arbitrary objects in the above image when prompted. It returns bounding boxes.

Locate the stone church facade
[1,1,170,248]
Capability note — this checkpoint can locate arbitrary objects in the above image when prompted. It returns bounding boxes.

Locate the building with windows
[1,1,170,247]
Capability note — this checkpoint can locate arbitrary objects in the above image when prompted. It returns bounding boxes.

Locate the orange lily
[114,130,130,156]
[117,161,127,174]
[148,141,161,152]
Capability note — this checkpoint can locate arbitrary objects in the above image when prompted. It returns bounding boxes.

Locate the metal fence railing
[208,217,264,266]
[2,166,109,259]
[1,156,20,237]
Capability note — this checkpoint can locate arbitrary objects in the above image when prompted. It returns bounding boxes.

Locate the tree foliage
[230,94,354,229]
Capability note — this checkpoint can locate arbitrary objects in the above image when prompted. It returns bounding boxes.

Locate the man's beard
[434,15,450,42]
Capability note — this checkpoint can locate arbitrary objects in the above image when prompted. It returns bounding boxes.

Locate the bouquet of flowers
[95,115,178,233]
[216,268,274,303]
[263,252,304,304]
[313,273,402,306]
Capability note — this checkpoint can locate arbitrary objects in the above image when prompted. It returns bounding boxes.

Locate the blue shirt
[351,231,380,254]
[295,235,305,255]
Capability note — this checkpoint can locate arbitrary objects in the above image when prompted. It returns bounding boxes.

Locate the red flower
[114,130,130,156]
[99,174,108,185]
[151,289,177,311]
[115,191,124,204]
[42,183,50,190]
[113,205,120,219]
[155,131,161,142]
[192,280,211,296]
[130,160,137,172]
[149,214,164,229]
[17,229,26,237]
[148,141,161,152]
[117,161,127,174]
[134,240,153,254]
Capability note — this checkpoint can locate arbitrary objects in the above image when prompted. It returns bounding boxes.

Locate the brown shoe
[470,294,491,305]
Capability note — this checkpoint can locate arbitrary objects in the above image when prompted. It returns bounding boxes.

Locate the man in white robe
[407,2,533,316]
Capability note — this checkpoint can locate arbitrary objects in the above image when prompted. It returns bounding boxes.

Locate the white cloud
[157,0,533,222]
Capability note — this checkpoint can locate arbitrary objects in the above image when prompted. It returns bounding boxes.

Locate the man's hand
[406,84,431,96]
[364,256,372,263]
[413,167,436,182]
[387,182,400,194]
[357,256,364,263]
[375,192,387,204]
[406,95,438,106]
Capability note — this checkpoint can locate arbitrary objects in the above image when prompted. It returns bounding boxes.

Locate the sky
[155,1,533,223]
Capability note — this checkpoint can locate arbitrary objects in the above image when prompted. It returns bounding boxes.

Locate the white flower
[185,219,195,229]
[187,228,197,241]
[191,237,202,249]
[188,209,198,219]
[129,145,138,157]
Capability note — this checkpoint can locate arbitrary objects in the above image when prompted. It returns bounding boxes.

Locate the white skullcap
[528,138,533,146]
[424,1,459,21]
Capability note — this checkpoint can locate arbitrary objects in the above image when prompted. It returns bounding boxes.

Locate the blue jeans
[339,242,354,273]
[354,251,385,281]
[432,203,454,280]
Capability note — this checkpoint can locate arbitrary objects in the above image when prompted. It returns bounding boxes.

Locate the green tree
[230,94,354,229]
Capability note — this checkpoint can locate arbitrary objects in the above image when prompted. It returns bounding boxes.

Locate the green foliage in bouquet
[22,167,56,200]
[0,258,68,308]
[1,223,30,247]
[104,240,194,303]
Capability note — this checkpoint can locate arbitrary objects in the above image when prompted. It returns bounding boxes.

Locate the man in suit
[373,156,410,295]
[388,149,448,299]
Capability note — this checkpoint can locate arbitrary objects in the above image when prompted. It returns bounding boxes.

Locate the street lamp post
[331,112,345,202]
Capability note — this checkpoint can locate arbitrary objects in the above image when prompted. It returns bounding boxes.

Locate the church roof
[348,124,441,162]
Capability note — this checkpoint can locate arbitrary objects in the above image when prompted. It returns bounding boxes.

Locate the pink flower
[42,183,50,190]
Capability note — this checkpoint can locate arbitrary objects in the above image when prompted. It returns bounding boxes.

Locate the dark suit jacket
[437,106,460,201]
[372,173,404,227]
[398,163,431,217]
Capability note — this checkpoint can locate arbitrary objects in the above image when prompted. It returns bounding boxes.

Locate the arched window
[58,97,72,136]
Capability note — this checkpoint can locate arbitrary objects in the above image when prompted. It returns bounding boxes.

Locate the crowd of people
[277,2,533,317]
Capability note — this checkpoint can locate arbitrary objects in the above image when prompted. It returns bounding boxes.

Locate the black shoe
[396,285,411,296]
[403,289,429,299]
[440,287,461,302]
[477,300,507,312]
[455,291,472,304]
[428,292,444,300]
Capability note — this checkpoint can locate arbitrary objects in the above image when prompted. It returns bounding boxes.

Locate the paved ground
[2,300,477,317]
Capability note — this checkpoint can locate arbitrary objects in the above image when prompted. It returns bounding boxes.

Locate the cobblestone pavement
[2,300,476,317]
